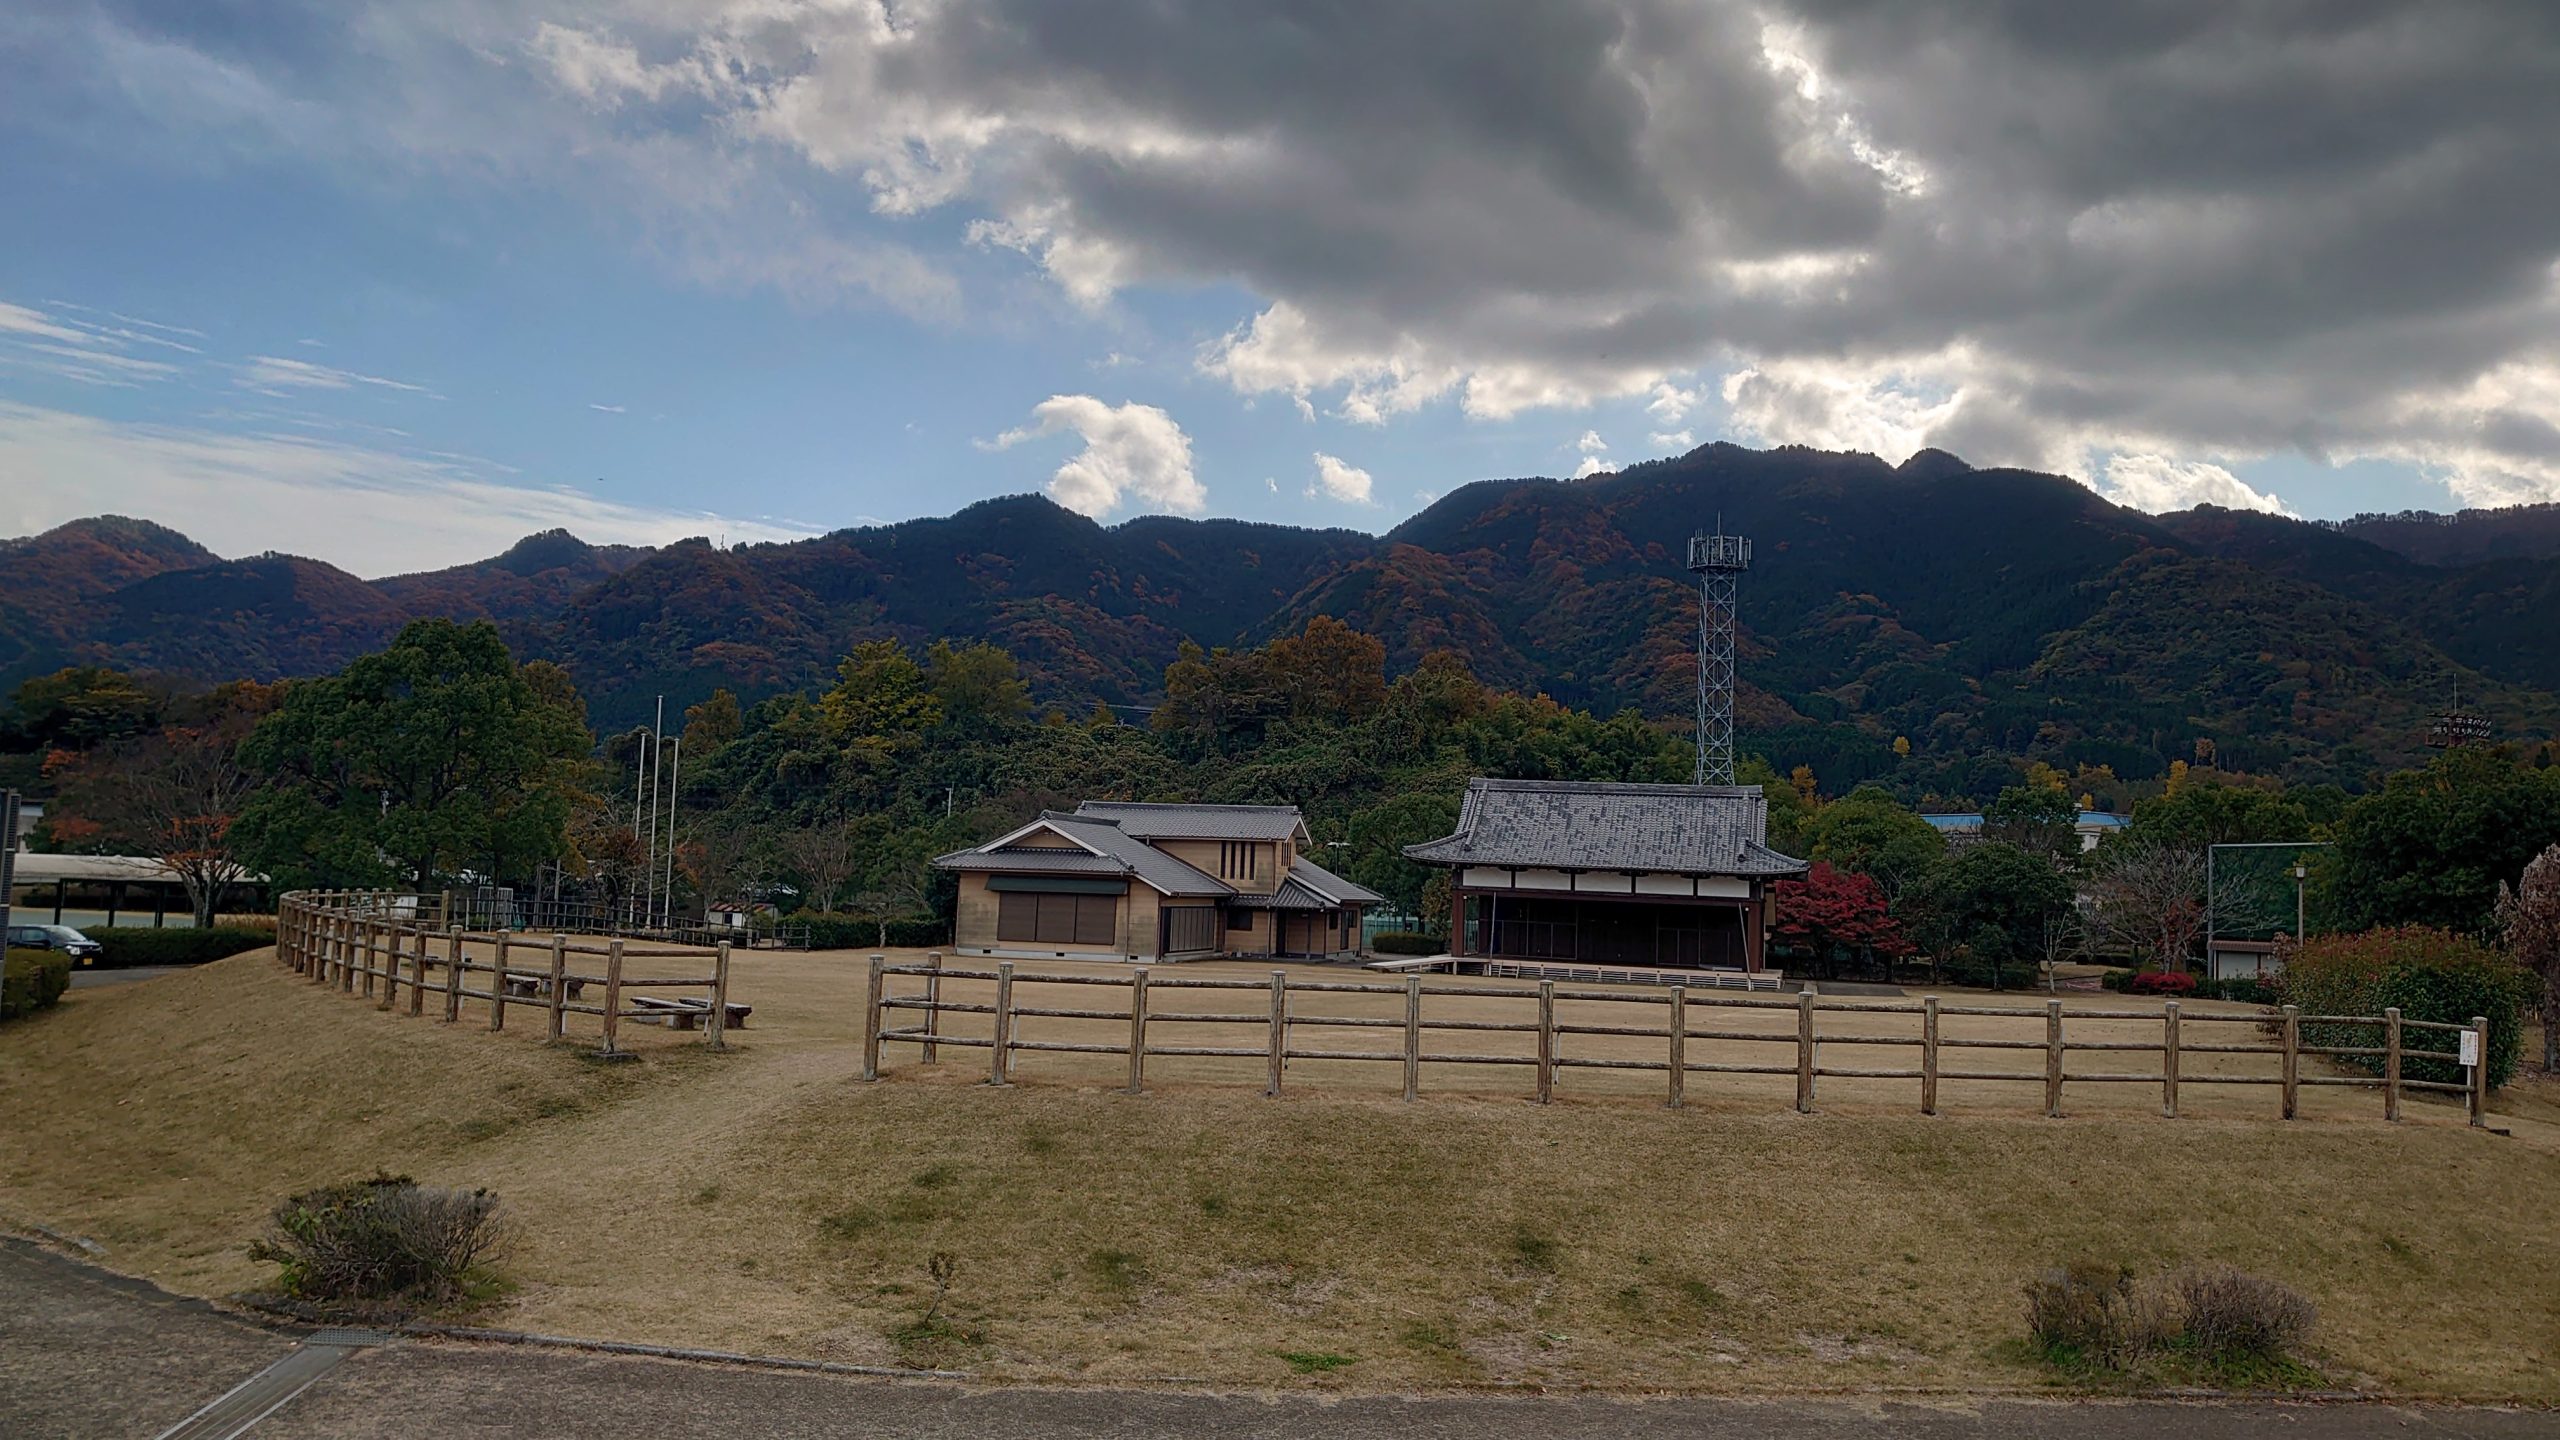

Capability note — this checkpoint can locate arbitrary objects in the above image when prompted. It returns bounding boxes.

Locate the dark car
[6,923,102,962]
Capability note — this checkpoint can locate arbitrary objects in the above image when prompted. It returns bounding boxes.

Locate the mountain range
[6,444,2555,794]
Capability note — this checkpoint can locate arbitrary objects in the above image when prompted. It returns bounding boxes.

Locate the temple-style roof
[1402,778,1808,878]
[934,812,1231,897]
[1071,801,1308,843]
[1227,854,1386,910]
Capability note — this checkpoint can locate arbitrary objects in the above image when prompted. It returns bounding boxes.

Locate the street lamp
[2292,863,2308,944]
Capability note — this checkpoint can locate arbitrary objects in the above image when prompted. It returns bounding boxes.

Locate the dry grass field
[4,944,2557,1399]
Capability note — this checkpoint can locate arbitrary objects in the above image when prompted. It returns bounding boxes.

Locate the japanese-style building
[935,801,1381,963]
[1404,778,1806,975]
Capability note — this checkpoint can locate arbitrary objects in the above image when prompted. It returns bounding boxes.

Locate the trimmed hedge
[88,924,278,969]
[787,911,950,951]
[2194,975,2279,1006]
[2283,928,2535,1088]
[1371,931,1444,956]
[2126,971,2199,997]
[4,948,72,1021]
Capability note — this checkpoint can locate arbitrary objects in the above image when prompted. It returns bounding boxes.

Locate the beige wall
[1154,838,1283,894]
[953,873,1143,959]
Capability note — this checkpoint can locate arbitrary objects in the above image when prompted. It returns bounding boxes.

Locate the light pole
[2293,863,2308,944]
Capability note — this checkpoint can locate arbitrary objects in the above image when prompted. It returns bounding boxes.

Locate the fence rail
[275,891,735,1054]
[859,957,2491,1124]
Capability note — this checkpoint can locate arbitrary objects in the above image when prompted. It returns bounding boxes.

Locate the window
[996,891,1118,946]
[1165,905,1219,953]
[1218,842,1261,881]
[1228,909,1257,934]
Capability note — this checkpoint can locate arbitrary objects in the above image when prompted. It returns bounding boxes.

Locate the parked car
[6,923,102,962]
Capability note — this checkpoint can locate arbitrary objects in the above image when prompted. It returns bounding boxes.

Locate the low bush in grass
[1371,931,1442,956]
[2100,969,2133,992]
[3,949,72,1021]
[2125,971,2199,997]
[787,911,948,950]
[2195,975,2280,1005]
[2282,928,2534,1087]
[248,1174,509,1313]
[88,924,277,968]
[2026,1262,2315,1384]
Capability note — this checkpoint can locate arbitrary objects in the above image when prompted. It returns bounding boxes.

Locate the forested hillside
[6,443,2555,795]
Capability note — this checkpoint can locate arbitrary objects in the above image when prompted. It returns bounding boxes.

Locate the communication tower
[1688,525,1751,786]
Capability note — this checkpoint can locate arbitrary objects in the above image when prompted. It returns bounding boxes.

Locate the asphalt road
[5,1239,2553,1439]
[65,965,187,990]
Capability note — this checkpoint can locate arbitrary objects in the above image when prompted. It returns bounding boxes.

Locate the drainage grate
[303,1327,395,1347]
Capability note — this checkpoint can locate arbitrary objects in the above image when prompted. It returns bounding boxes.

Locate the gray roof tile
[1403,778,1808,878]
[934,813,1233,897]
[1072,801,1307,842]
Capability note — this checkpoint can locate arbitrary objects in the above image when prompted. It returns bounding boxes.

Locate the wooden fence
[275,891,735,1054]
[859,957,2492,1124]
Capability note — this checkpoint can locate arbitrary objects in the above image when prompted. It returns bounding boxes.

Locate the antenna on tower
[1687,519,1751,786]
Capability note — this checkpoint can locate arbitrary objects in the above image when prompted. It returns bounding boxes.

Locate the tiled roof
[1402,778,1808,878]
[1071,801,1307,842]
[1282,853,1383,905]
[934,813,1232,897]
[930,848,1129,876]
[1226,856,1385,910]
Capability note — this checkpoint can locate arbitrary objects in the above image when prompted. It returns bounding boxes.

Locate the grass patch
[1085,1247,1149,1296]
[1508,1224,1560,1271]
[1278,1349,1357,1374]
[818,1207,880,1240]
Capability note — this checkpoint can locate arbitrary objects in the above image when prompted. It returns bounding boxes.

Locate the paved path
[5,1239,2553,1439]
[66,965,187,990]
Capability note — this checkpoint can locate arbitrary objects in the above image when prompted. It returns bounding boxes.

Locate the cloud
[984,395,1206,518]
[0,402,820,578]
[1573,428,1611,478]
[0,297,190,386]
[2100,454,2293,518]
[1649,430,1695,450]
[1308,452,1374,505]
[589,403,626,414]
[237,355,439,398]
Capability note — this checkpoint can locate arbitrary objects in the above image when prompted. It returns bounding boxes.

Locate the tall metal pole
[641,697,664,931]
[1686,528,1749,787]
[659,735,682,929]
[0,790,20,942]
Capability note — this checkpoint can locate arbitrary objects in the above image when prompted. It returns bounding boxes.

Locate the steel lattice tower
[1687,527,1751,786]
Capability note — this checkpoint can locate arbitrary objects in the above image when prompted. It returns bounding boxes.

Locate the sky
[4,2,2557,577]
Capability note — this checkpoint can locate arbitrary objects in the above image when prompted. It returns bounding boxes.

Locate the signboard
[2459,1030,2481,1068]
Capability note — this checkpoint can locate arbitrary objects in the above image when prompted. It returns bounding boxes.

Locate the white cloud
[237,355,439,398]
[1647,382,1699,426]
[983,395,1206,518]
[0,402,820,578]
[1649,430,1696,450]
[2100,454,2293,517]
[589,403,626,413]
[1308,452,1374,505]
[0,297,190,386]
[1573,428,1611,478]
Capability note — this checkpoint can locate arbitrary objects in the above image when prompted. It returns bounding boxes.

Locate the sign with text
[2459,1030,2481,1068]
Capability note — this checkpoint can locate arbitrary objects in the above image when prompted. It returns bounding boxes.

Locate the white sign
[2459,1030,2481,1067]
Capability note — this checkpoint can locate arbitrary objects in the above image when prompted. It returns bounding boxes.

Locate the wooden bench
[500,974,587,1001]
[628,995,752,1031]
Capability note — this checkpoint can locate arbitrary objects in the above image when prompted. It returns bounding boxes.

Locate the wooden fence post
[990,961,1015,1086]
[707,941,732,1051]
[1266,970,1287,1098]
[546,935,568,1043]
[1535,980,1556,1105]
[2280,1004,2300,1120]
[2383,1007,2402,1122]
[408,927,428,1017]
[2469,1014,2490,1127]
[376,926,399,1011]
[1794,988,1815,1113]
[443,926,464,1023]
[599,939,625,1057]
[1921,994,1939,1116]
[489,934,510,1032]
[1667,986,1686,1110]
[2045,999,2064,1118]
[2163,1000,2181,1119]
[1126,966,1151,1095]
[862,955,885,1080]
[921,952,943,1065]
[1402,975,1422,1103]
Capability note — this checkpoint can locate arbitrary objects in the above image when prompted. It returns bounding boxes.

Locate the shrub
[1371,930,1443,956]
[2100,969,2134,993]
[2024,1263,2170,1369]
[2174,1264,2316,1363]
[2281,928,2535,1087]
[88,924,278,968]
[2026,1262,2314,1376]
[2195,976,2279,1005]
[787,911,947,950]
[249,1175,508,1309]
[2126,971,2199,997]
[3,949,72,1021]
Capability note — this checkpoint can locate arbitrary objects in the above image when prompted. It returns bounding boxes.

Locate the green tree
[1,666,163,752]
[2127,780,2313,850]
[1905,841,2075,989]
[821,640,942,742]
[2326,748,2560,936]
[1265,615,1387,723]
[234,620,592,890]
[683,688,744,751]
[1984,781,2079,859]
[925,640,1031,734]
[1801,786,1947,897]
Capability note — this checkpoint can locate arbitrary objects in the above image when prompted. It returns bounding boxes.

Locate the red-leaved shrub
[2126,971,2199,996]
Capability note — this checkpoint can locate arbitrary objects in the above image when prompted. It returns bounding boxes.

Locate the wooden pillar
[1447,887,1466,958]
[2469,1014,2490,1127]
[442,926,464,1022]
[2163,1000,2181,1119]
[1743,889,1765,974]
[1667,986,1686,1110]
[1126,966,1151,1095]
[1921,994,1940,1116]
[2044,1000,2065,1118]
[1402,974,1422,1102]
[707,941,732,1051]
[1535,980,1556,1104]
[990,961,1015,1086]
[862,955,885,1081]
[545,935,568,1043]
[2280,1004,2300,1120]
[1795,987,1816,1113]
[2382,1007,2402,1122]
[921,952,943,1064]
[489,934,511,1032]
[1266,970,1288,1097]
[599,939,625,1056]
